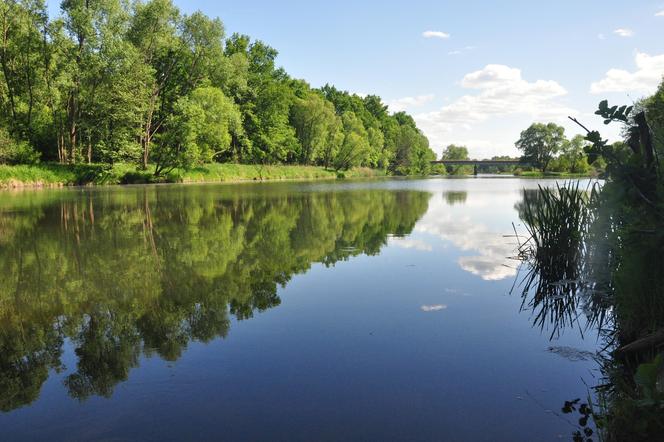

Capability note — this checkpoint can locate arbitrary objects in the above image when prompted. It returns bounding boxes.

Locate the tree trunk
[67,90,77,163]
[0,11,17,127]
[87,133,92,164]
[141,92,157,169]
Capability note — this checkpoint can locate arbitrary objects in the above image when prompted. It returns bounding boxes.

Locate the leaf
[634,354,662,400]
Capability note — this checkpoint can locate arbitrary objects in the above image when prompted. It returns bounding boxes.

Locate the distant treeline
[438,130,607,177]
[0,0,435,175]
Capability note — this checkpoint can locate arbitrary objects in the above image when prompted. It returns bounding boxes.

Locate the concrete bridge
[430,159,531,175]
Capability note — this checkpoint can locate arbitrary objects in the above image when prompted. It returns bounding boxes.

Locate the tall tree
[153,86,242,175]
[441,144,470,174]
[515,122,566,172]
[334,111,369,171]
[0,0,50,153]
[128,0,179,168]
[290,91,339,165]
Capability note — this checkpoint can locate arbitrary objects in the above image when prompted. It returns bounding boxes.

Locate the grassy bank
[514,170,598,178]
[0,163,384,189]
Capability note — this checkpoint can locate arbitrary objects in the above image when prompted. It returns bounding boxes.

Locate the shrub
[0,128,40,165]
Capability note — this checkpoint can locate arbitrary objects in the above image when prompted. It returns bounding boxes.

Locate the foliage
[153,86,242,175]
[514,182,597,338]
[290,92,342,166]
[334,111,370,171]
[441,144,472,175]
[0,0,432,175]
[0,128,39,165]
[515,78,664,440]
[549,135,592,174]
[515,122,566,172]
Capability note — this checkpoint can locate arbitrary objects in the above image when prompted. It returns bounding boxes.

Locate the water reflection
[0,186,430,411]
[442,191,468,206]
[508,183,663,440]
[416,189,518,281]
[513,186,611,340]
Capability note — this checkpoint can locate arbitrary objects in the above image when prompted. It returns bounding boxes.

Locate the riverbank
[513,170,599,178]
[0,163,384,189]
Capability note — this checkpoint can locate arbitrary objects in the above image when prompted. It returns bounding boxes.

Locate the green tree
[334,111,369,171]
[391,120,432,175]
[0,127,39,164]
[441,144,471,175]
[153,86,242,175]
[0,0,51,159]
[290,91,339,165]
[0,1,433,174]
[515,122,566,172]
[549,135,590,174]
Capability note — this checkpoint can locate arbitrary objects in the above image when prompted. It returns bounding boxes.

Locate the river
[0,177,599,441]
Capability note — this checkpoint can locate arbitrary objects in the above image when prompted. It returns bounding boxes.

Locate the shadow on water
[0,186,430,411]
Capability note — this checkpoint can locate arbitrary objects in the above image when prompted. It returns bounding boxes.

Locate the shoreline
[0,163,598,191]
[0,163,384,190]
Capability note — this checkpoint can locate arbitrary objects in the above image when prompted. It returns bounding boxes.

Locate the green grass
[0,163,384,188]
[514,170,597,178]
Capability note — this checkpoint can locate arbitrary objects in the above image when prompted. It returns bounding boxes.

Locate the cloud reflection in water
[415,189,519,281]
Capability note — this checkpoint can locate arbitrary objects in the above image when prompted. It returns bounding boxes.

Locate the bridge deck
[431,160,527,166]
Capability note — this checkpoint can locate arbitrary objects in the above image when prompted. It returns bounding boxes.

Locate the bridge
[430,159,531,175]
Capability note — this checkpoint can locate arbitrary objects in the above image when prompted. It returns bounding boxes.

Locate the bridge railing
[430,160,529,166]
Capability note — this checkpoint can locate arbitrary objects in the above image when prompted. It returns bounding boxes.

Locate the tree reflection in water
[0,186,430,410]
[513,182,664,441]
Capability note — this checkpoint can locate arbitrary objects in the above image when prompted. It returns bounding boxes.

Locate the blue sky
[48,1,664,158]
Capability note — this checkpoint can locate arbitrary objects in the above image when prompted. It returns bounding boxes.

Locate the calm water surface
[0,177,599,441]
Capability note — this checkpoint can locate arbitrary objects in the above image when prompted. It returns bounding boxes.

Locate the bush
[120,170,154,184]
[0,129,40,165]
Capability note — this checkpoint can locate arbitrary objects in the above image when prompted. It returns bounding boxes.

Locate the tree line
[436,127,605,176]
[0,0,435,175]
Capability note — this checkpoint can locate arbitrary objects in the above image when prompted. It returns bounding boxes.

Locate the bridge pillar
[473,164,478,176]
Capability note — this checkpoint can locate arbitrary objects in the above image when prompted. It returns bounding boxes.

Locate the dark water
[0,178,599,441]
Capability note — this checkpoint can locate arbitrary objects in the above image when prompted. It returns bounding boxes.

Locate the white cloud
[613,28,634,37]
[597,33,606,40]
[388,237,433,252]
[448,46,476,56]
[414,64,576,155]
[655,10,664,16]
[590,52,664,94]
[423,30,450,39]
[387,94,435,112]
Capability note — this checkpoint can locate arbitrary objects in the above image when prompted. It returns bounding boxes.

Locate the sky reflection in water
[0,178,599,441]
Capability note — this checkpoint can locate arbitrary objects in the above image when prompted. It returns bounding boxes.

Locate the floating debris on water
[547,346,596,362]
